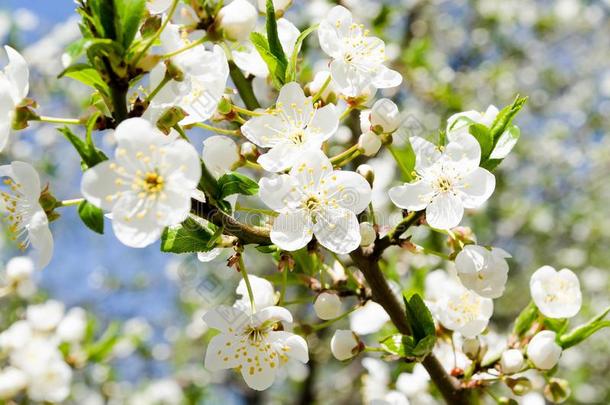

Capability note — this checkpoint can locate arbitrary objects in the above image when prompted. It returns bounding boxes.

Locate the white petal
[268,331,309,363]
[27,211,54,269]
[277,18,300,55]
[204,333,241,371]
[330,59,370,97]
[202,135,239,178]
[276,82,313,124]
[322,170,371,214]
[154,186,191,226]
[388,181,434,211]
[240,355,276,390]
[254,306,293,324]
[307,103,339,143]
[445,136,481,168]
[289,149,333,188]
[460,168,495,209]
[410,136,441,173]
[313,208,360,254]
[257,141,300,172]
[426,193,464,230]
[111,199,164,248]
[371,66,402,89]
[318,6,352,58]
[202,305,250,332]
[258,174,299,211]
[114,117,160,146]
[3,46,29,102]
[80,161,120,211]
[9,161,41,201]
[241,114,287,148]
[349,301,390,335]
[147,0,173,14]
[270,211,313,251]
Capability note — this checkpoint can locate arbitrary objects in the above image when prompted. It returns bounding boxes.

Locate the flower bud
[371,98,400,134]
[330,329,361,361]
[314,292,341,320]
[240,141,259,162]
[544,378,571,404]
[527,330,562,370]
[359,222,376,247]
[462,338,480,360]
[500,349,524,374]
[218,0,258,42]
[356,164,375,186]
[306,71,337,104]
[506,377,532,396]
[359,109,371,133]
[56,307,87,343]
[358,132,381,156]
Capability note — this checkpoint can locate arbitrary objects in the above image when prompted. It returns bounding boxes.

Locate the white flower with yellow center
[259,150,371,254]
[389,136,495,230]
[0,46,29,152]
[203,305,308,391]
[530,265,582,319]
[318,6,402,97]
[81,118,201,248]
[0,161,53,269]
[455,245,511,299]
[437,284,494,338]
[242,82,339,172]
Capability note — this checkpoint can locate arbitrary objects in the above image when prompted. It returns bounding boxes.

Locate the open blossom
[4,256,37,298]
[259,150,372,254]
[389,136,495,230]
[26,300,65,332]
[0,367,27,400]
[530,266,582,318]
[234,19,300,78]
[0,161,53,269]
[0,46,29,151]
[242,82,339,172]
[317,6,402,97]
[203,305,308,390]
[147,24,229,125]
[455,245,511,299]
[81,118,201,248]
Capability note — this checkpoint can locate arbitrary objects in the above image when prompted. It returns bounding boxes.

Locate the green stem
[110,85,129,123]
[59,198,85,207]
[310,307,357,331]
[238,254,256,313]
[339,106,354,121]
[145,75,171,104]
[132,0,180,66]
[311,74,331,104]
[161,35,208,59]
[330,144,361,166]
[36,116,82,125]
[233,104,263,116]
[279,266,288,305]
[229,61,260,110]
[193,122,240,136]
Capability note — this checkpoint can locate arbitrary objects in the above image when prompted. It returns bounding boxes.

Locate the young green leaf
[250,32,285,89]
[217,172,259,200]
[469,123,493,161]
[160,217,218,254]
[58,64,110,96]
[403,293,436,342]
[489,96,527,146]
[560,306,610,349]
[285,24,318,82]
[115,0,146,49]
[265,0,287,67]
[512,301,538,337]
[78,200,105,234]
[59,124,107,170]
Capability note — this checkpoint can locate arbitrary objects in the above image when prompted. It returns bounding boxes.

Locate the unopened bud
[358,132,382,156]
[500,349,524,374]
[257,0,293,14]
[240,141,259,162]
[462,338,480,360]
[164,60,184,82]
[527,330,562,370]
[359,222,376,246]
[356,164,374,186]
[371,98,400,134]
[544,378,571,404]
[330,330,361,361]
[313,292,341,320]
[218,0,257,42]
[506,377,532,396]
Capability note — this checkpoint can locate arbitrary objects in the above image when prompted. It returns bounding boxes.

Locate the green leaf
[250,32,285,89]
[412,335,436,357]
[285,24,318,82]
[381,334,416,357]
[513,301,538,337]
[265,0,287,67]
[160,217,217,254]
[59,64,109,96]
[115,0,146,49]
[217,172,259,200]
[469,123,493,161]
[489,96,527,146]
[89,0,118,40]
[403,292,436,341]
[59,123,107,170]
[78,200,105,234]
[542,317,569,334]
[86,321,121,362]
[560,306,610,349]
[391,142,416,182]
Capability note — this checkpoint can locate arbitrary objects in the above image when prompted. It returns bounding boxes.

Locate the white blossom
[234,275,277,313]
[359,221,376,246]
[26,300,65,332]
[218,0,258,42]
[4,256,36,298]
[455,245,511,299]
[256,0,292,13]
[349,300,390,335]
[0,367,27,400]
[259,150,371,254]
[389,136,495,230]
[242,82,339,172]
[0,320,32,352]
[307,70,338,103]
[370,98,401,134]
[530,266,582,318]
[527,330,562,370]
[147,0,173,14]
[203,305,308,390]
[26,359,72,403]
[330,329,360,361]
[0,161,53,268]
[56,307,87,343]
[313,292,342,320]
[500,349,524,374]
[358,132,382,156]
[318,6,402,97]
[0,46,29,151]
[81,118,201,248]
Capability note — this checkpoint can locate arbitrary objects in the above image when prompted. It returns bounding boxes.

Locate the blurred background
[0,0,609,404]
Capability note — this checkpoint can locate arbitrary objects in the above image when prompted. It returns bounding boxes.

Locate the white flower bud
[307,71,337,103]
[330,329,360,361]
[240,141,258,161]
[0,366,27,400]
[257,0,293,14]
[202,135,240,178]
[500,349,524,374]
[530,266,582,319]
[371,98,400,133]
[462,338,480,359]
[358,132,382,156]
[359,109,372,133]
[314,292,342,320]
[527,330,562,370]
[359,222,376,247]
[56,307,87,343]
[356,164,375,185]
[218,0,258,42]
[26,300,65,332]
[5,256,34,283]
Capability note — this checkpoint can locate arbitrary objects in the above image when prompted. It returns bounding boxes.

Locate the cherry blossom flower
[218,0,258,42]
[330,329,360,361]
[81,118,201,248]
[203,305,308,390]
[147,24,229,125]
[530,265,582,318]
[455,245,511,299]
[349,300,390,335]
[313,292,342,320]
[0,161,53,269]
[147,0,173,14]
[26,300,65,332]
[4,256,37,298]
[242,82,339,172]
[500,349,524,374]
[0,46,29,151]
[0,367,27,400]
[389,136,495,230]
[527,330,562,370]
[259,149,371,253]
[234,275,278,313]
[317,6,402,97]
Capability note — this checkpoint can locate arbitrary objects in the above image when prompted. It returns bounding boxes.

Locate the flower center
[303,195,321,212]
[141,172,165,194]
[243,325,269,344]
[435,176,453,193]
[289,129,307,145]
[1,179,34,251]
